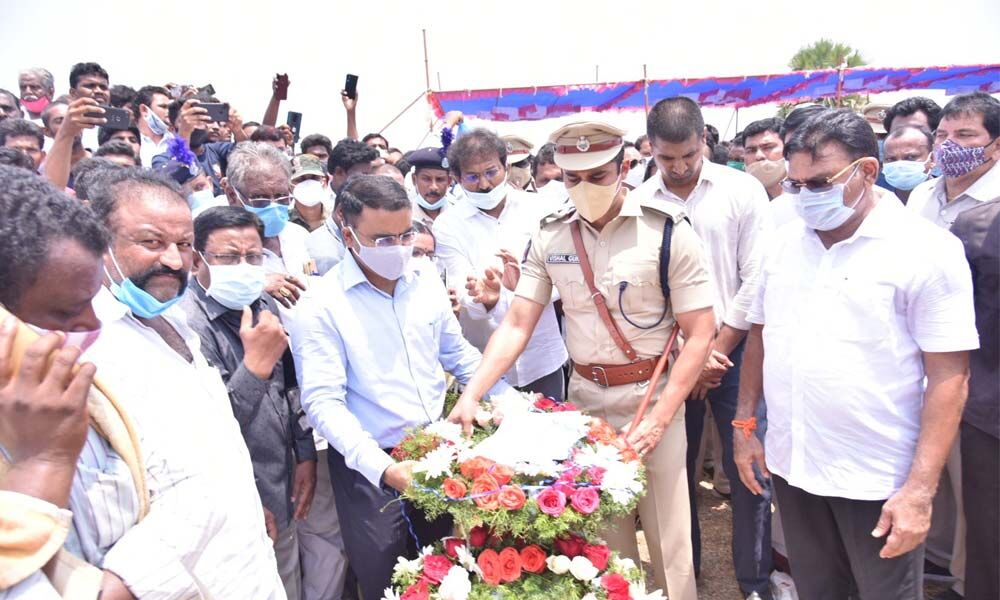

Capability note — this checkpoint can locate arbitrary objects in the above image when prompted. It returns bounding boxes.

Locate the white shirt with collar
[748,197,979,500]
[139,130,175,168]
[434,189,568,387]
[79,288,284,599]
[906,161,1000,228]
[632,160,771,331]
[290,253,514,488]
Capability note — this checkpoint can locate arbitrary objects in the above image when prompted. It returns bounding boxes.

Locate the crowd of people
[0,61,996,600]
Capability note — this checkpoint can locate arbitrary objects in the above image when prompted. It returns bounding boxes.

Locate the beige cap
[501,135,534,165]
[861,104,890,135]
[549,121,626,171]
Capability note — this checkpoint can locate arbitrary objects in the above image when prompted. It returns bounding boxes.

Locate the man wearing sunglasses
[290,174,514,600]
[223,142,312,309]
[734,108,978,599]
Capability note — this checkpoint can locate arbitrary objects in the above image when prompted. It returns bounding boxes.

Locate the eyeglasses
[780,158,863,195]
[460,167,503,187]
[233,187,292,209]
[351,228,417,248]
[201,251,265,266]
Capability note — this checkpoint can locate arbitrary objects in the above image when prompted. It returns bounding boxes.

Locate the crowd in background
[0,61,997,600]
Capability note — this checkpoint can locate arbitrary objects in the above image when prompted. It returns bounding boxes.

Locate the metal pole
[735,107,739,133]
[437,72,442,91]
[643,64,649,115]
[379,90,427,135]
[422,29,431,92]
[595,65,599,83]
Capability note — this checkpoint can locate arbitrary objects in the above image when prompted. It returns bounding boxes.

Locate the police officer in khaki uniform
[450,122,717,600]
[502,135,536,191]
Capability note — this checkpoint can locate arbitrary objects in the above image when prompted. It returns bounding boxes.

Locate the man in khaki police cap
[449,121,717,600]
[501,134,535,191]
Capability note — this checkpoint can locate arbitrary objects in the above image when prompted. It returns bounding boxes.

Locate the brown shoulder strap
[570,221,638,362]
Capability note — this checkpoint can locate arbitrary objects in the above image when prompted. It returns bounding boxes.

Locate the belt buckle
[591,366,610,388]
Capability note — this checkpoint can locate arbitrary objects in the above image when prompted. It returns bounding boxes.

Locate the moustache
[132,265,188,296]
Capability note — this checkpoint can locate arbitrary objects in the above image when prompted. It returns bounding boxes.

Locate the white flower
[514,460,561,477]
[455,544,481,575]
[426,420,465,444]
[392,556,422,578]
[612,556,637,572]
[547,554,572,575]
[601,461,644,504]
[569,556,599,581]
[420,545,436,557]
[581,594,598,600]
[574,443,624,468]
[437,565,472,600]
[475,408,493,428]
[489,389,534,416]
[381,586,402,600]
[412,445,455,479]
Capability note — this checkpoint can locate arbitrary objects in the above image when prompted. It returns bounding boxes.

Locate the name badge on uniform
[546,253,580,264]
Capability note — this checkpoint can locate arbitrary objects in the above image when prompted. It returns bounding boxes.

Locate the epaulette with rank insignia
[540,202,575,227]
[638,196,688,224]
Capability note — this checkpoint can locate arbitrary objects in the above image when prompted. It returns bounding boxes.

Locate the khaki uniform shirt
[516,193,715,367]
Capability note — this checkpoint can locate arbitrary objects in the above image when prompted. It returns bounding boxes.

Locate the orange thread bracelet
[732,417,757,439]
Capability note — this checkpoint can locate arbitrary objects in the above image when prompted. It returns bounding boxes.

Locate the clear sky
[3,0,998,150]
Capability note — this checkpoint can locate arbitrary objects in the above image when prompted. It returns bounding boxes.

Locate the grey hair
[226,142,292,192]
[18,68,55,94]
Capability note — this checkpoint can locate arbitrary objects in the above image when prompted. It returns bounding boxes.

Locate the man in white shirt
[908,92,1000,228]
[632,97,773,600]
[87,166,285,598]
[733,109,978,599]
[132,86,175,168]
[290,175,514,600]
[435,129,569,400]
[903,91,999,600]
[743,117,787,202]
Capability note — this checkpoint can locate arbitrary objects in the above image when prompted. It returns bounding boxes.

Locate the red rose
[570,487,601,515]
[553,533,586,558]
[498,547,522,583]
[460,456,496,480]
[536,487,567,517]
[443,537,466,559]
[602,573,630,600]
[498,485,526,510]
[583,544,611,570]
[401,578,430,600]
[487,463,515,486]
[471,474,501,510]
[560,401,579,411]
[469,525,489,547]
[534,397,556,411]
[422,554,453,584]
[520,545,547,573]
[477,549,502,586]
[442,478,468,500]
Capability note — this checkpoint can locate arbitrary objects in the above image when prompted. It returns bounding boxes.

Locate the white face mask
[188,188,216,211]
[293,179,329,208]
[204,260,266,310]
[347,228,412,281]
[464,182,508,211]
[567,177,621,222]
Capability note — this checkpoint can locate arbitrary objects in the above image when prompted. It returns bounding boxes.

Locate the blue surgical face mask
[795,165,864,231]
[144,106,169,137]
[234,188,289,237]
[882,160,930,191]
[105,248,184,318]
[188,188,216,212]
[410,188,447,211]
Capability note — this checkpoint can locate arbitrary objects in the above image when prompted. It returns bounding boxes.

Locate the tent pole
[378,90,427,135]
[643,64,649,115]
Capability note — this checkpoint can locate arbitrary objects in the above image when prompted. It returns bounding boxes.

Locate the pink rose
[587,466,606,486]
[536,487,567,517]
[570,487,600,515]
